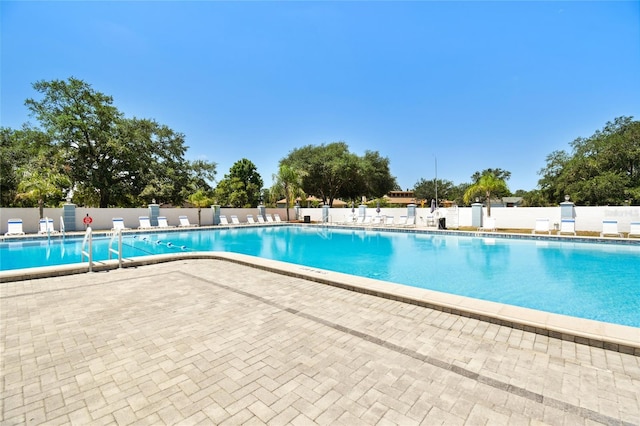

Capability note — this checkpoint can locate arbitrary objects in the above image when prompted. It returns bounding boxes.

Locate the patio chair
[38,217,59,235]
[600,220,622,238]
[219,215,229,225]
[257,215,266,224]
[341,213,356,225]
[6,218,25,236]
[157,216,174,228]
[395,216,408,227]
[112,217,130,231]
[559,219,576,236]
[628,221,640,238]
[371,216,382,226]
[532,218,551,235]
[403,216,416,228]
[384,215,395,226]
[246,214,256,224]
[138,216,154,229]
[265,214,274,223]
[178,215,196,227]
[273,213,283,223]
[479,217,496,232]
[230,215,242,225]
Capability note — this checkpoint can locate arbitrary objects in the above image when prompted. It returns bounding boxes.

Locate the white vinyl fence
[1,205,639,235]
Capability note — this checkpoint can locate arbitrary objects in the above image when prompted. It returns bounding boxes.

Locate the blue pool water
[2,226,639,327]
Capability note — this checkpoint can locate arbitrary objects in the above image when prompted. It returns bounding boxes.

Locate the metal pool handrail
[81,227,93,272]
[108,228,123,268]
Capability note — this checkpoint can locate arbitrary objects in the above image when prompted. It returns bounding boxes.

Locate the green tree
[1,126,54,206]
[282,142,396,206]
[214,159,263,207]
[463,170,510,217]
[16,153,71,218]
[271,164,306,221]
[413,178,455,205]
[538,117,640,205]
[25,77,191,207]
[188,189,214,226]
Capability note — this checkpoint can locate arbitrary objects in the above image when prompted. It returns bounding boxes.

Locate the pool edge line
[2,251,638,356]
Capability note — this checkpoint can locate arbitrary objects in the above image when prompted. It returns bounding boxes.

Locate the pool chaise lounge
[112,217,130,231]
[178,216,196,227]
[5,218,25,236]
[629,222,640,238]
[138,216,154,229]
[559,219,576,236]
[532,218,551,235]
[38,217,59,235]
[478,217,497,232]
[157,216,174,228]
[600,220,622,237]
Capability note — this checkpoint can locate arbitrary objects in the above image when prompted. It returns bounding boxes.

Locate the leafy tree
[188,189,214,226]
[1,125,55,206]
[271,164,306,221]
[359,151,398,199]
[16,153,71,217]
[24,77,192,207]
[214,159,263,207]
[413,178,455,205]
[188,159,217,192]
[282,142,396,206]
[463,170,510,217]
[538,117,640,205]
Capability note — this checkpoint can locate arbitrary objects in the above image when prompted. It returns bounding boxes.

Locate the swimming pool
[2,226,639,328]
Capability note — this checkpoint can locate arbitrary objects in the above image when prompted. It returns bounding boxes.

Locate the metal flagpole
[434,156,438,209]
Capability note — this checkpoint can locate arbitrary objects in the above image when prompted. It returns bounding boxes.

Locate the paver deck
[1,259,639,425]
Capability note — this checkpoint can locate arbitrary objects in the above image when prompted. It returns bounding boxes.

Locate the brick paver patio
[1,259,639,425]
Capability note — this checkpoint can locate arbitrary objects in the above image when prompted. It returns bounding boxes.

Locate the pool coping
[1,249,638,356]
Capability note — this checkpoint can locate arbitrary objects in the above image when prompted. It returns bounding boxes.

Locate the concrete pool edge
[2,251,638,355]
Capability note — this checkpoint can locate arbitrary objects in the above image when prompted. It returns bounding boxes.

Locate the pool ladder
[80,227,124,273]
[108,228,123,268]
[81,227,93,272]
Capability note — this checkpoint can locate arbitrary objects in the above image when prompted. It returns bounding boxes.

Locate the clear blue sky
[2,1,639,192]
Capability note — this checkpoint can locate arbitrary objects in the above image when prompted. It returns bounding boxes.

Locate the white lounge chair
[384,215,395,226]
[6,218,25,236]
[559,219,576,236]
[403,216,416,228]
[371,216,382,226]
[138,216,153,229]
[273,214,283,223]
[246,215,256,224]
[628,221,640,238]
[112,217,129,231]
[395,216,407,227]
[479,217,496,232]
[230,215,241,225]
[600,220,622,237]
[157,216,173,228]
[265,214,274,223]
[532,218,551,235]
[39,218,60,234]
[341,213,356,225]
[178,215,196,227]
[257,215,266,224]
[219,215,229,225]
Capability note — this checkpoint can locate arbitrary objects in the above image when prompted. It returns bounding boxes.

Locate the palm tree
[463,172,509,218]
[17,165,69,219]
[271,164,306,221]
[188,189,214,226]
